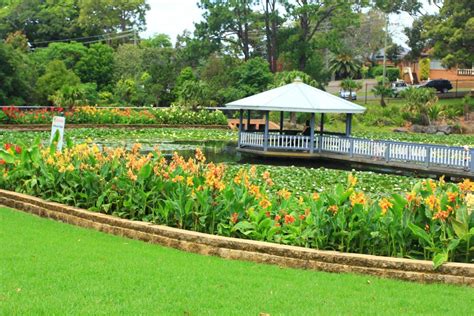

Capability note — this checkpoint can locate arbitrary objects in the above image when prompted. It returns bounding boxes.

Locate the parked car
[391,80,409,97]
[339,89,357,100]
[417,79,453,93]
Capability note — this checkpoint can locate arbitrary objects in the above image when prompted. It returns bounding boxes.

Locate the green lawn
[1,207,472,315]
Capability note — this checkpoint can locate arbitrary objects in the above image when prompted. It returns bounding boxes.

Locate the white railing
[238,131,474,172]
[457,69,474,76]
[240,131,264,147]
[268,133,311,150]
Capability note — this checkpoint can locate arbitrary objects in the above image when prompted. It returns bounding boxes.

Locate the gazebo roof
[225,79,366,114]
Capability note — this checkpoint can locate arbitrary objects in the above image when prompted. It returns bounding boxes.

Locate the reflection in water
[94,139,442,179]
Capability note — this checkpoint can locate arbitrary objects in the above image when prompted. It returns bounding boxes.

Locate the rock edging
[0,189,472,286]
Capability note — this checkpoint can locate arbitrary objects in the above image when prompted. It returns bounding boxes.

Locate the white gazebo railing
[238,132,474,172]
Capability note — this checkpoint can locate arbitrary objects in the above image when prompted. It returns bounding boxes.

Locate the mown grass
[1,207,472,315]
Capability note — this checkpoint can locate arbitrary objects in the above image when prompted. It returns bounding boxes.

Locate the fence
[238,132,474,173]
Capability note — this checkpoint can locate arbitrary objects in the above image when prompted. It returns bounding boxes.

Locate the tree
[284,0,359,71]
[0,41,36,105]
[372,81,392,107]
[341,9,386,64]
[140,33,172,48]
[5,31,29,52]
[385,44,403,65]
[37,60,81,103]
[262,0,280,72]
[340,78,362,95]
[176,80,213,111]
[75,43,115,90]
[426,0,474,68]
[404,17,430,62]
[113,44,144,80]
[232,57,273,95]
[78,0,149,34]
[141,47,178,106]
[197,0,257,60]
[0,0,84,44]
[31,42,88,75]
[329,54,360,79]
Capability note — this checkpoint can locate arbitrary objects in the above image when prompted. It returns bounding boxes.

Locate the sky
[141,0,439,48]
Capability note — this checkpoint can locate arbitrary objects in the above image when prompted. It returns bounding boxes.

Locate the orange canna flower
[447,192,458,203]
[259,198,272,209]
[277,188,291,200]
[348,173,357,187]
[230,212,239,224]
[328,205,338,214]
[350,192,366,206]
[312,192,320,201]
[379,198,393,215]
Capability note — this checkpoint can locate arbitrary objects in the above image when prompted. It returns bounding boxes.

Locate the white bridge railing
[239,132,474,172]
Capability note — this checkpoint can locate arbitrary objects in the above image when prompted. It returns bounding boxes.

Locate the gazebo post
[279,111,284,134]
[309,113,315,153]
[319,113,325,153]
[238,109,243,148]
[247,110,251,130]
[345,113,353,137]
[264,111,269,152]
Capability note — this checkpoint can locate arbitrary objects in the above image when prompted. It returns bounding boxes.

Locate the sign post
[50,116,65,151]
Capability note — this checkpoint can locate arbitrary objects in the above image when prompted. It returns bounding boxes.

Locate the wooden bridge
[238,131,474,177]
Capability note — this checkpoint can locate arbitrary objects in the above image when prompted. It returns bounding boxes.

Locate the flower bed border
[0,124,230,131]
[0,189,472,286]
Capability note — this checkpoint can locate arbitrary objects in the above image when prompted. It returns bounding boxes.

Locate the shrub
[371,66,400,82]
[419,58,430,81]
[401,87,438,125]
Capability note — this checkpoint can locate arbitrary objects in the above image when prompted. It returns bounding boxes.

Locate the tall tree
[425,0,474,68]
[285,0,360,71]
[0,0,84,43]
[197,0,257,60]
[78,0,149,34]
[262,0,279,72]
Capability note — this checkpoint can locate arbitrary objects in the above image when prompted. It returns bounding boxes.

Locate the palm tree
[329,54,361,79]
[340,78,362,95]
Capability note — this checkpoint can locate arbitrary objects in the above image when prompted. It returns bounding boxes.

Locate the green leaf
[0,150,14,163]
[138,164,152,181]
[408,222,433,246]
[451,219,468,239]
[433,252,448,269]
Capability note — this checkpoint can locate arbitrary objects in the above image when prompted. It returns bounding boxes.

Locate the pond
[94,139,442,180]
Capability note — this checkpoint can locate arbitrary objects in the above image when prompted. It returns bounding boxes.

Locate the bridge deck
[238,131,474,178]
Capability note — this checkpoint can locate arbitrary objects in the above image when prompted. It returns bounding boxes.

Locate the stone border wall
[0,124,230,131]
[0,189,472,286]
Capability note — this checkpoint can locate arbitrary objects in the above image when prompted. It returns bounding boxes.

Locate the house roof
[225,78,366,114]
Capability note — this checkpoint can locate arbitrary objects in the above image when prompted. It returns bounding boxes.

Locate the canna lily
[378,198,393,215]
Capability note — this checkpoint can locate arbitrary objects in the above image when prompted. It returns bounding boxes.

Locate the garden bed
[0,123,229,131]
[0,189,472,286]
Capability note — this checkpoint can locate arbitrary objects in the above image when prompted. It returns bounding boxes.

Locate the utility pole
[133,29,137,46]
[382,13,388,86]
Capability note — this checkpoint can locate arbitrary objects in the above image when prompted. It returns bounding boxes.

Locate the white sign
[50,116,65,151]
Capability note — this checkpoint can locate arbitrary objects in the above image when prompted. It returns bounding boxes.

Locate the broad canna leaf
[408,222,433,246]
[0,150,14,163]
[433,252,448,269]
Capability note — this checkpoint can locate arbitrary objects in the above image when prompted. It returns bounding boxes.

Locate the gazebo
[225,78,366,155]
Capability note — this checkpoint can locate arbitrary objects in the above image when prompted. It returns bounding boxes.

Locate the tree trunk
[380,95,386,107]
[290,112,296,128]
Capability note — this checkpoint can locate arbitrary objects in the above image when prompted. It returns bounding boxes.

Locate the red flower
[299,214,305,220]
[0,159,5,165]
[265,211,271,218]
[284,214,295,224]
[4,143,12,151]
[15,145,22,154]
